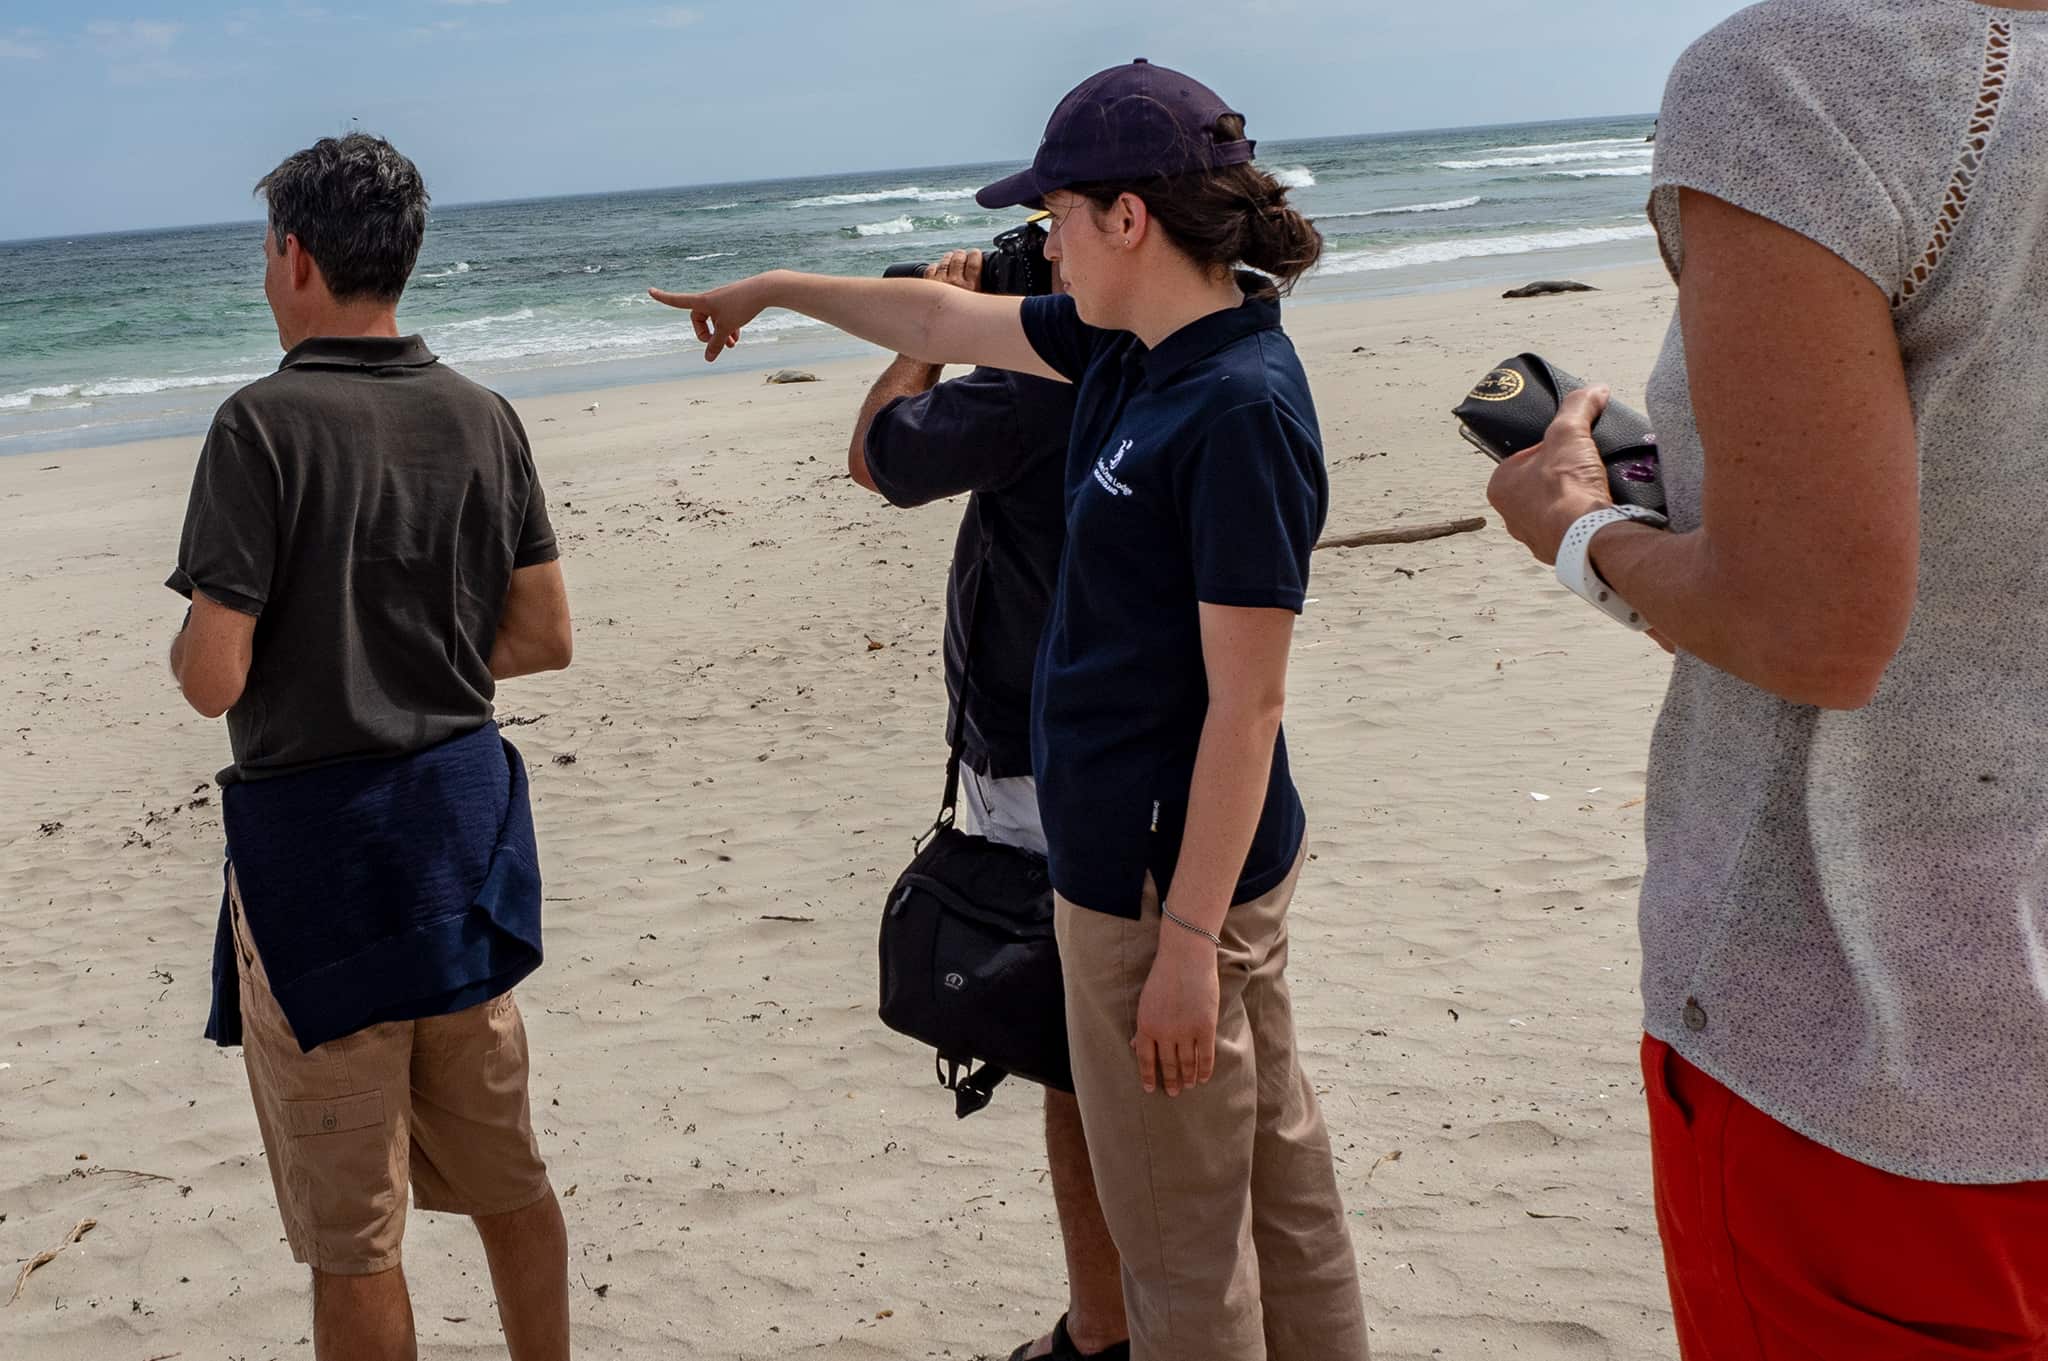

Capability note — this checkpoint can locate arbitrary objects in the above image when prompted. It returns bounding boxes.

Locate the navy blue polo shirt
[1021,279,1327,919]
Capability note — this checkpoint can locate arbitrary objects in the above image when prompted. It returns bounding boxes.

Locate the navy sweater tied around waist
[205,722,544,1052]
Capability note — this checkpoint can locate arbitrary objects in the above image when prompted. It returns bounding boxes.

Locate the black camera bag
[876,511,1073,1117]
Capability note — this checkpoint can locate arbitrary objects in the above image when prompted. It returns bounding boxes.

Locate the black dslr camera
[883,219,1053,297]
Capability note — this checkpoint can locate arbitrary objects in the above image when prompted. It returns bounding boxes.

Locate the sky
[0,1,1756,242]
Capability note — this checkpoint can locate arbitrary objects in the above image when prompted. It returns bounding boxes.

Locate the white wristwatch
[1555,506,1668,630]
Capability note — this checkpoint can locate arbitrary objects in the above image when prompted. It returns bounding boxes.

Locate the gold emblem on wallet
[1468,367,1526,402]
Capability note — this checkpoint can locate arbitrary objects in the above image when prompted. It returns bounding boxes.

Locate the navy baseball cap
[976,59,1256,210]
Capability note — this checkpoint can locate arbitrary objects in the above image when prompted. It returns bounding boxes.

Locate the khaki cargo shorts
[230,875,551,1275]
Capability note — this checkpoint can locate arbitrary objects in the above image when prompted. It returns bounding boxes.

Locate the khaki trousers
[1055,844,1369,1361]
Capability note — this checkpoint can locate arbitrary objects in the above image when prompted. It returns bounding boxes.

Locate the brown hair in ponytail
[1069,115,1323,296]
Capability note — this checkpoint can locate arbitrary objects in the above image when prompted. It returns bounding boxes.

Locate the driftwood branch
[1315,517,1486,551]
[8,1217,95,1306]
[86,1166,177,1185]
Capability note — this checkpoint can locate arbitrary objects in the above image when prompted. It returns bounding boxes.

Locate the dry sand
[1,262,1686,1360]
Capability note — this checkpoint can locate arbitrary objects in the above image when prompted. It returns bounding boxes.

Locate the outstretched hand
[648,274,776,362]
[1486,384,1616,566]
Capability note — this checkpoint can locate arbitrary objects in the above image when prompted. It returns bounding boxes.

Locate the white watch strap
[1555,506,1666,631]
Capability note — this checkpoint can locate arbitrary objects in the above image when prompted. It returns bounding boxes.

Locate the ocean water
[0,115,1657,455]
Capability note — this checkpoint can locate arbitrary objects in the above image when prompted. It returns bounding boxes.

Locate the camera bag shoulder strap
[932,492,998,833]
[929,492,1011,1117]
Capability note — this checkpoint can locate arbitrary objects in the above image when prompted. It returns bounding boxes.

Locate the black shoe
[1007,1313,1132,1361]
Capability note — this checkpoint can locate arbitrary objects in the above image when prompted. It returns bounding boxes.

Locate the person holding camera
[849,232,1127,1361]
[652,59,1367,1361]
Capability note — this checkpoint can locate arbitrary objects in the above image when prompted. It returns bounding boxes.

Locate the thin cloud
[84,18,191,83]
[403,19,470,41]
[0,30,45,59]
[85,19,184,51]
[647,6,701,27]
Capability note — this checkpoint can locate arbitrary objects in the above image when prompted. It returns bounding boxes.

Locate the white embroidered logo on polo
[1093,438,1135,496]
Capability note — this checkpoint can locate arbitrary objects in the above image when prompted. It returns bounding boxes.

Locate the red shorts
[1643,1035,2048,1359]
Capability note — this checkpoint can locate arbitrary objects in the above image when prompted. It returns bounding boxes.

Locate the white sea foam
[685,251,737,261]
[1320,197,1481,220]
[428,307,537,334]
[1549,165,1653,178]
[437,326,680,366]
[1439,148,1653,170]
[428,310,825,368]
[1468,136,1648,156]
[0,414,129,443]
[790,185,978,209]
[0,384,83,410]
[1270,166,1316,189]
[420,261,473,279]
[1318,223,1656,275]
[695,202,739,211]
[847,213,967,237]
[744,312,829,335]
[79,371,269,398]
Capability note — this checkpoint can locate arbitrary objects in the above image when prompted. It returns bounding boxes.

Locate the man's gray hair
[256,134,429,303]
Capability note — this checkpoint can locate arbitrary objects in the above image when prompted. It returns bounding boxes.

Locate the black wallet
[1452,353,1665,515]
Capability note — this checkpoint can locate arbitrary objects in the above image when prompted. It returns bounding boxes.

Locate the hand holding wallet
[1452,353,1665,516]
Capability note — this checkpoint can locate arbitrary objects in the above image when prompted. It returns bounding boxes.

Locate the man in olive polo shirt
[167,134,573,1361]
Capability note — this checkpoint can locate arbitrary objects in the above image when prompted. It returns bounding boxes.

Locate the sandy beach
[1,261,1686,1360]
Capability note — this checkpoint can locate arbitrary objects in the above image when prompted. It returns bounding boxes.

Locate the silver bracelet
[1160,904,1222,947]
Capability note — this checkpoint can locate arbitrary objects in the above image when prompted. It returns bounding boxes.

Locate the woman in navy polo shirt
[653,61,1367,1361]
